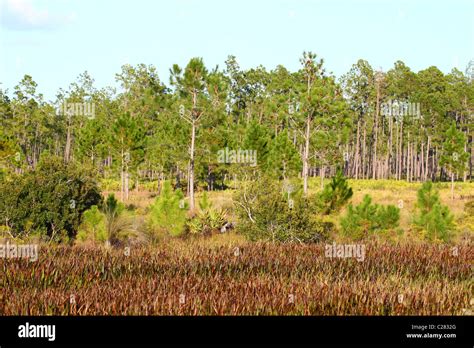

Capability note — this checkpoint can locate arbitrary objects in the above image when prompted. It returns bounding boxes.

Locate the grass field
[1,238,472,315]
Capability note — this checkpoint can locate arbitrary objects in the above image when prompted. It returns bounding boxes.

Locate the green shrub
[0,156,102,241]
[102,194,135,244]
[77,205,107,242]
[234,178,332,243]
[198,191,212,211]
[186,192,227,236]
[77,194,134,245]
[187,208,227,236]
[413,181,455,242]
[148,181,187,237]
[340,195,401,241]
[318,169,353,214]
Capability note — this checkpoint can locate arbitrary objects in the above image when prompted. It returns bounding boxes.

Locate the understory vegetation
[1,156,472,245]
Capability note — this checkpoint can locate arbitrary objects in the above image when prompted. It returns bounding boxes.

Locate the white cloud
[1,0,75,30]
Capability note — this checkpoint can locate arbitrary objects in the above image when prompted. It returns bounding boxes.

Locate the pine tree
[319,169,353,214]
[440,123,468,199]
[149,181,187,237]
[110,112,145,200]
[266,131,302,180]
[198,191,212,211]
[170,58,209,210]
[242,120,270,171]
[341,195,400,240]
[77,205,106,243]
[413,181,455,242]
[75,118,105,166]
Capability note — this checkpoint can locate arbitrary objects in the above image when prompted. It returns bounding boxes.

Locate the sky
[0,0,473,101]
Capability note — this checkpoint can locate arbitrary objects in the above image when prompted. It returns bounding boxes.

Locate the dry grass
[1,238,471,315]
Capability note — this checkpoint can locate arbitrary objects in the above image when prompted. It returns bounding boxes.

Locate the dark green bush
[0,156,102,241]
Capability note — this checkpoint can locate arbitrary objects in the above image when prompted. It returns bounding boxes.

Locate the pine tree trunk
[395,121,399,179]
[425,137,430,181]
[399,120,403,180]
[389,114,393,178]
[463,139,467,182]
[121,149,124,201]
[421,142,424,180]
[189,119,196,210]
[417,145,421,181]
[362,121,367,179]
[407,135,410,182]
[302,115,311,196]
[373,78,380,180]
[354,119,361,179]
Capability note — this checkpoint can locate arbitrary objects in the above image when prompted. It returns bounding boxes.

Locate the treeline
[1,54,472,204]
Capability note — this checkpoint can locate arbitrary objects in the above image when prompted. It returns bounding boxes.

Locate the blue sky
[1,0,473,101]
